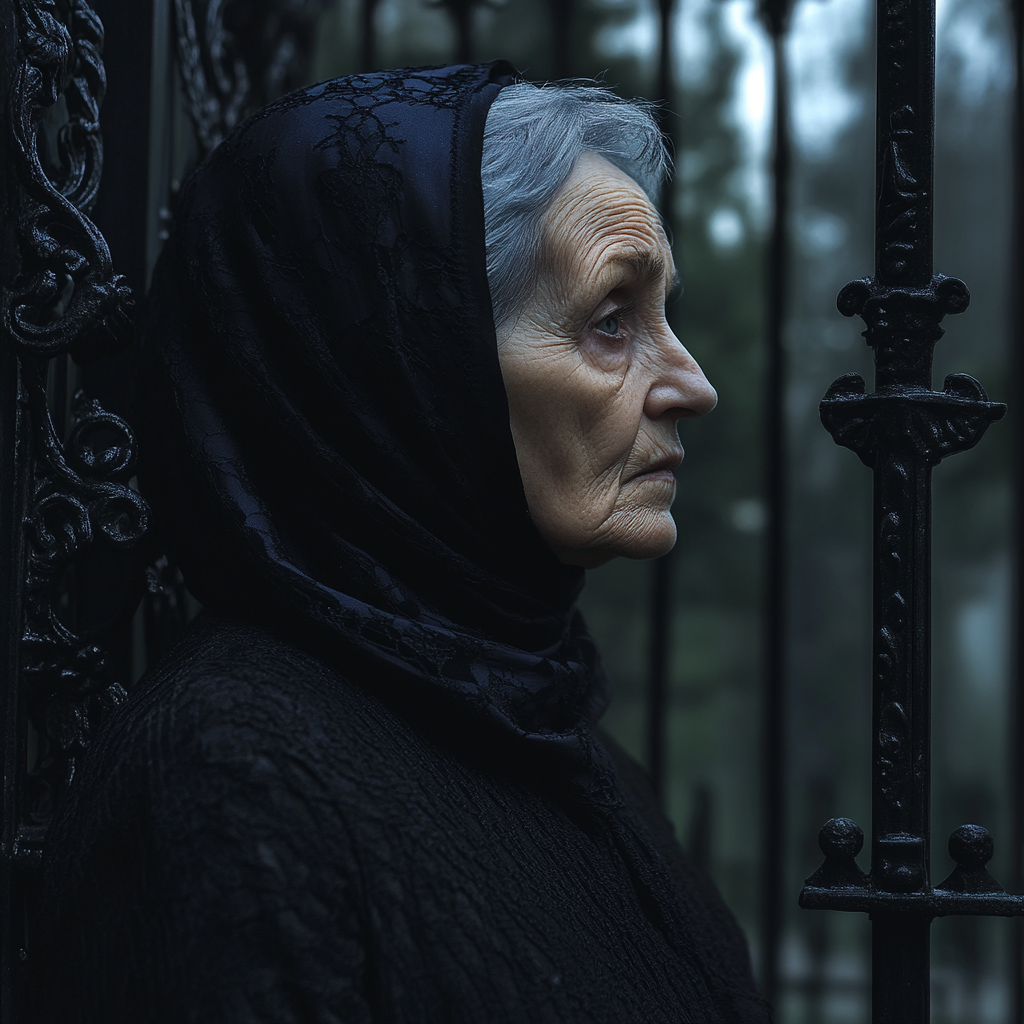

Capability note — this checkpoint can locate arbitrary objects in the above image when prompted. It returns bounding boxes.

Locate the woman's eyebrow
[606,251,681,301]
[608,249,666,283]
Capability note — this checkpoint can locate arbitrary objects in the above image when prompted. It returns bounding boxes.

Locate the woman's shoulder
[37,613,379,1023]
[52,612,421,860]
[113,612,393,772]
[134,610,347,716]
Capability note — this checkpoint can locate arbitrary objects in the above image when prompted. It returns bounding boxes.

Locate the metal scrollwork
[173,0,330,157]
[6,0,132,361]
[3,0,147,860]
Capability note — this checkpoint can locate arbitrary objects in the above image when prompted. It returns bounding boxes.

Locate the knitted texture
[37,614,766,1023]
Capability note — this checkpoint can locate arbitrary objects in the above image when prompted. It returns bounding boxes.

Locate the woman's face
[496,152,717,569]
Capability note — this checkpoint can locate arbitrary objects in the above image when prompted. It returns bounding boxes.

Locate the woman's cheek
[577,334,631,374]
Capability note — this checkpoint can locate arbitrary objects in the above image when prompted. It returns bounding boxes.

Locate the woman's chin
[579,513,677,566]
[626,515,677,560]
[542,506,677,568]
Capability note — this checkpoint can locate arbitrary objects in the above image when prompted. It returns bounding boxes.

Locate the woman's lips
[629,451,684,482]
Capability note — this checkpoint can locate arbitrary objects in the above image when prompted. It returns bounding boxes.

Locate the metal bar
[872,915,930,1020]
[92,0,156,310]
[0,9,30,1013]
[451,1,473,64]
[644,0,678,806]
[657,0,675,223]
[867,0,937,1015]
[360,0,378,72]
[646,555,670,800]
[0,348,29,1024]
[874,0,935,291]
[757,6,791,1011]
[547,0,573,79]
[1011,0,1024,1011]
[869,449,932,1021]
[85,0,157,687]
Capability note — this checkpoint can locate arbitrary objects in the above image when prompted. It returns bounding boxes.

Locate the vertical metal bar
[0,351,29,1024]
[0,8,29,1011]
[92,0,156,309]
[868,0,937,1017]
[872,914,930,1020]
[1011,0,1024,1009]
[86,0,157,687]
[360,0,378,72]
[435,0,474,65]
[646,556,670,800]
[758,4,791,1011]
[452,1,473,64]
[1,4,32,1018]
[645,0,678,804]
[874,0,935,292]
[656,0,676,225]
[869,452,932,1022]
[146,0,172,288]
[547,0,573,79]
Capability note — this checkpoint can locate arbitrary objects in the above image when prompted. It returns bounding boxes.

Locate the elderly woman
[36,63,768,1023]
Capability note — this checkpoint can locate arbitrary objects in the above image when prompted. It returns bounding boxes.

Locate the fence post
[800,0,1019,1018]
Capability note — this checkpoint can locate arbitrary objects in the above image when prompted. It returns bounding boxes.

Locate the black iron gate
[1,0,1022,1020]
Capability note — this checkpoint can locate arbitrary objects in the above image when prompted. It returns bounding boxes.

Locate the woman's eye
[595,314,620,336]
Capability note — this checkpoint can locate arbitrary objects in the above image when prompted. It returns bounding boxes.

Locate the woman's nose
[644,331,718,421]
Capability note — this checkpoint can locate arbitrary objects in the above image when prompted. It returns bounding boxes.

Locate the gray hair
[481,81,670,329]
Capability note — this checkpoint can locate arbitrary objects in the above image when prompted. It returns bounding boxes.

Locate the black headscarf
[137,63,768,1022]
[139,62,606,755]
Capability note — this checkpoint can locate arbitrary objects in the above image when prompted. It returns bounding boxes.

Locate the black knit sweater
[37,614,765,1023]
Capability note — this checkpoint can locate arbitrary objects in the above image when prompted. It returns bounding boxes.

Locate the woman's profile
[35,62,770,1023]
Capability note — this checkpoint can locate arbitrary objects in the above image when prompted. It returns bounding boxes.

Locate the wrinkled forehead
[539,154,675,290]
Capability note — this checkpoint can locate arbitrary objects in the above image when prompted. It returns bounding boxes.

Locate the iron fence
[1,0,1021,1019]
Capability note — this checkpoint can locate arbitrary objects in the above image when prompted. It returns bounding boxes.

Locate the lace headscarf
[139,62,606,756]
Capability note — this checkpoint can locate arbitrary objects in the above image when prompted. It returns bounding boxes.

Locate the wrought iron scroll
[1,0,146,1008]
[800,0,1017,1018]
[172,0,329,158]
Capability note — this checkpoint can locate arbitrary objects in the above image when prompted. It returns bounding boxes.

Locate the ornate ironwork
[2,0,146,877]
[800,0,1015,1015]
[5,0,131,360]
[172,0,329,156]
